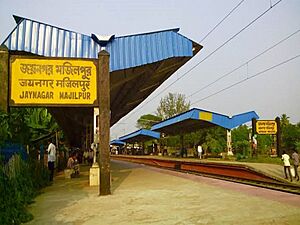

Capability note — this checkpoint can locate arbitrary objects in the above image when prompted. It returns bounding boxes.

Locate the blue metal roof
[151,108,259,133]
[2,15,196,72]
[119,129,160,143]
[110,139,125,146]
[2,15,202,147]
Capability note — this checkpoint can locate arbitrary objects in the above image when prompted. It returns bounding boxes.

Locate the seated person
[67,153,80,177]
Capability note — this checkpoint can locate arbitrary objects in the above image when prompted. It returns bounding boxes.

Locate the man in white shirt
[47,140,56,182]
[197,145,203,159]
[282,151,292,182]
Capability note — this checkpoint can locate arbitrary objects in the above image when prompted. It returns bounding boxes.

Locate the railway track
[111,155,300,195]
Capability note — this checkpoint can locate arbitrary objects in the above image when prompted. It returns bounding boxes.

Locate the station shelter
[151,108,259,155]
[119,129,160,155]
[110,139,125,155]
[1,15,202,149]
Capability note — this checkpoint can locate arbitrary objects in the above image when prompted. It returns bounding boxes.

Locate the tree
[280,114,300,151]
[156,93,190,120]
[204,127,226,154]
[281,123,300,151]
[0,108,59,146]
[280,114,290,127]
[24,108,59,141]
[232,125,250,145]
[136,114,162,129]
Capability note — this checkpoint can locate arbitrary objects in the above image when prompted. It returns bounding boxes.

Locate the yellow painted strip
[199,111,213,121]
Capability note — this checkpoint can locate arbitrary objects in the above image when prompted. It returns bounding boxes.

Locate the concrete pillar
[227,130,233,156]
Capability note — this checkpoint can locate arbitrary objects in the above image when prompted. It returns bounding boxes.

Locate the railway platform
[25,159,300,225]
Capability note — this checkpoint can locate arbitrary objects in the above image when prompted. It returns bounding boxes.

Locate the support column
[0,46,9,112]
[226,129,233,156]
[98,50,111,195]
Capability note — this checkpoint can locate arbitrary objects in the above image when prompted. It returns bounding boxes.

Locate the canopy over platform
[119,129,160,143]
[2,15,202,146]
[151,108,259,135]
[110,139,125,146]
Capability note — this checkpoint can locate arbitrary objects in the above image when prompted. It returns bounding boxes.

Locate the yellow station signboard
[10,56,97,106]
[256,120,277,134]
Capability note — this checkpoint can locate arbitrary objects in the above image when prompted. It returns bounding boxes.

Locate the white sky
[0,0,299,140]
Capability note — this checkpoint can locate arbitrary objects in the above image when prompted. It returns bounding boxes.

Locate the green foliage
[0,155,49,224]
[0,108,59,146]
[164,135,181,148]
[279,114,300,151]
[161,127,226,155]
[235,140,251,160]
[295,141,300,152]
[280,114,290,126]
[156,93,190,120]
[24,108,59,141]
[232,125,249,144]
[136,114,162,129]
[257,135,273,154]
[281,123,300,151]
[204,127,226,154]
[0,108,31,146]
[237,155,283,165]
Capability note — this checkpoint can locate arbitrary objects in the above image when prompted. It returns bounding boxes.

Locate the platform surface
[25,160,300,225]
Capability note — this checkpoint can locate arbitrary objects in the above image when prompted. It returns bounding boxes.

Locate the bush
[234,140,250,160]
[0,154,49,224]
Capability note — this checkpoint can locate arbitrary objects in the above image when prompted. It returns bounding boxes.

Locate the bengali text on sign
[10,57,97,106]
[256,120,277,134]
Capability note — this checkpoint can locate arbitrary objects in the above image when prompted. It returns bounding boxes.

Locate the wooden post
[251,118,257,157]
[98,50,111,195]
[0,46,9,112]
[275,117,281,157]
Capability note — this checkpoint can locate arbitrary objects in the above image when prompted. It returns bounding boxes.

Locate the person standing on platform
[83,150,89,164]
[197,145,203,159]
[88,148,94,165]
[292,150,299,181]
[47,140,56,182]
[252,135,258,157]
[282,151,292,182]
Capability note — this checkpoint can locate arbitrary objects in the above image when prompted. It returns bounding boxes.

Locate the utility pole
[97,50,111,195]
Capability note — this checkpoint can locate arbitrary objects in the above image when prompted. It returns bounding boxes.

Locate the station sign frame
[255,120,277,135]
[9,54,98,107]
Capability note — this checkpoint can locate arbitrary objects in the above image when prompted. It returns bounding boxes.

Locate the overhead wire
[188,29,300,98]
[199,0,245,43]
[191,54,300,105]
[122,0,283,121]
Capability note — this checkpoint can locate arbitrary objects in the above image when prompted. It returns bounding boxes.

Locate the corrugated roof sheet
[110,139,125,146]
[151,108,259,131]
[119,129,160,143]
[2,16,195,72]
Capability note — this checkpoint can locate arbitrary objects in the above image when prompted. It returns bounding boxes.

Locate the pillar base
[89,164,99,186]
[227,150,234,156]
